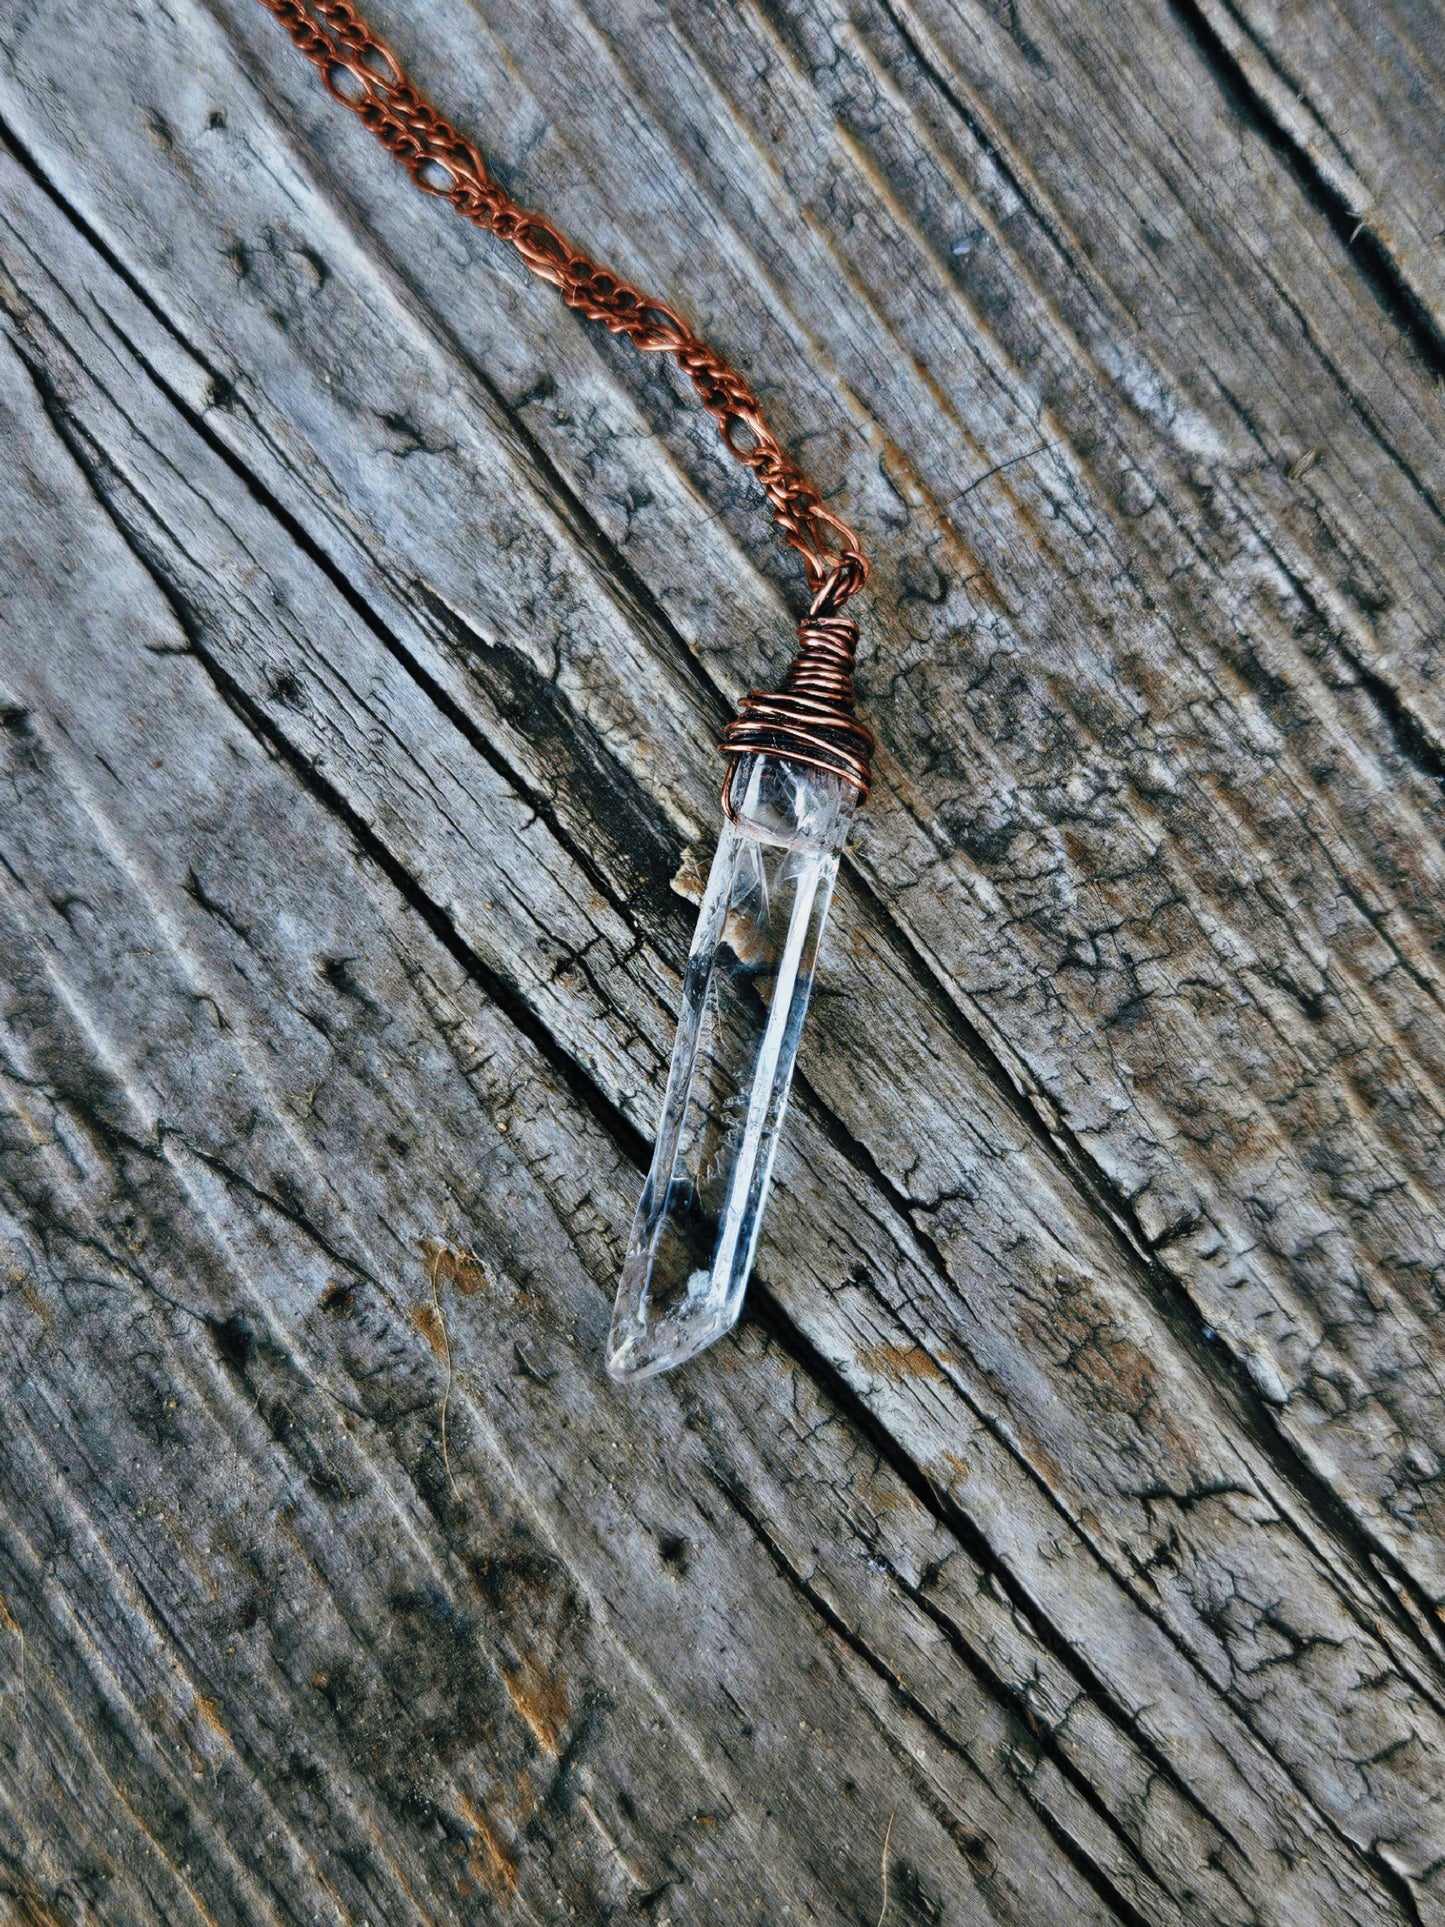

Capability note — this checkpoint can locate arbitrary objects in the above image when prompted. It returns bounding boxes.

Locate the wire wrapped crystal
[607,755,857,1378]
[608,570,872,1380]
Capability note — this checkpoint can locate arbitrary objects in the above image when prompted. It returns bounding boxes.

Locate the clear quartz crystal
[607,754,857,1381]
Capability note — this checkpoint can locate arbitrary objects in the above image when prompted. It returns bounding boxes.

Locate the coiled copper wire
[720,556,874,818]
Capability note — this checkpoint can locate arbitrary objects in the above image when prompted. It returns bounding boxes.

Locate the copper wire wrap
[256,0,872,799]
[720,556,874,816]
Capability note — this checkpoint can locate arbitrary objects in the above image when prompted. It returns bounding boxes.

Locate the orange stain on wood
[19,1281,51,1329]
[421,1240,490,1296]
[501,1655,569,1757]
[458,1793,518,1898]
[194,1694,228,1741]
[3,1874,68,1927]
[411,1303,446,1358]
[859,1342,945,1382]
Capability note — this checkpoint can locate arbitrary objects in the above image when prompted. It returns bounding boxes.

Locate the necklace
[258,0,874,1381]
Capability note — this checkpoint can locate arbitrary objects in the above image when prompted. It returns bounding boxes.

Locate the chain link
[255,0,867,601]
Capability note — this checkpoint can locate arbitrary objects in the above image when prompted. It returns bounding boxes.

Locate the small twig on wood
[877,1805,896,1927]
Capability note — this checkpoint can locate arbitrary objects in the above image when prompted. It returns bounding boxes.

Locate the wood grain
[2,0,1444,1919]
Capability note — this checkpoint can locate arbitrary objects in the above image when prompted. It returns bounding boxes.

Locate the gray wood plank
[3,0,1445,1918]
[0,289,1408,1927]
[1,332,1129,1926]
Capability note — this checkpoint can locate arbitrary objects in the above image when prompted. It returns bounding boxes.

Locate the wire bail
[720,555,874,818]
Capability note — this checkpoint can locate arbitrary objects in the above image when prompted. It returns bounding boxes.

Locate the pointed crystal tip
[606,1265,739,1382]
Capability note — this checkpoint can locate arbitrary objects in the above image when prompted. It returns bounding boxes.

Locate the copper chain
[253,0,867,604]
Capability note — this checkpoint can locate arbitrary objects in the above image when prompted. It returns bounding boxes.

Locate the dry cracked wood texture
[1,0,1443,1920]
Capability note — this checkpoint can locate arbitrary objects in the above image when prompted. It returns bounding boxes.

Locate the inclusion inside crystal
[607,754,856,1381]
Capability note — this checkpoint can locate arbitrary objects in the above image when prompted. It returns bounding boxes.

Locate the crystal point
[608,755,856,1381]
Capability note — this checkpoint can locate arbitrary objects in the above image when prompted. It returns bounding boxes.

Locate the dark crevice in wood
[1338,644,1445,799]
[790,1016,1445,1733]
[345,238,774,673]
[744,1285,1429,1924]
[162,1130,380,1289]
[0,94,723,731]
[1009,1796,1165,1927]
[1065,1235,1445,1718]
[709,1467,1164,1927]
[178,646,648,1167]
[1164,0,1445,386]
[868,0,1094,299]
[1195,0,1356,178]
[0,112,230,402]
[406,579,690,938]
[877,0,1445,547]
[872,0,1445,567]
[825,866,1153,1254]
[0,101,715,950]
[99,301,664,943]
[867,1552,1179,1887]
[1197,495,1445,1021]
[1236,254,1445,536]
[904,1560,1215,1878]
[0,1032,163,1173]
[744,1284,1235,1840]
[227,30,814,649]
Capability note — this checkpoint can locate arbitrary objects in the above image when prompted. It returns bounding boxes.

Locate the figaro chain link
[255,0,867,602]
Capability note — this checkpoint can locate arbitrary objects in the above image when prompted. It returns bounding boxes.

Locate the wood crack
[709,1465,1172,1927]
[790,1034,1445,1718]
[1162,0,1445,383]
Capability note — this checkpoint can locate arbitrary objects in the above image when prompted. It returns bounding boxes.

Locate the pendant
[607,755,857,1379]
[249,0,881,1385]
[608,572,873,1380]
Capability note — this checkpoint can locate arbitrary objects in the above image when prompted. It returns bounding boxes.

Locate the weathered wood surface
[2,0,1444,1919]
